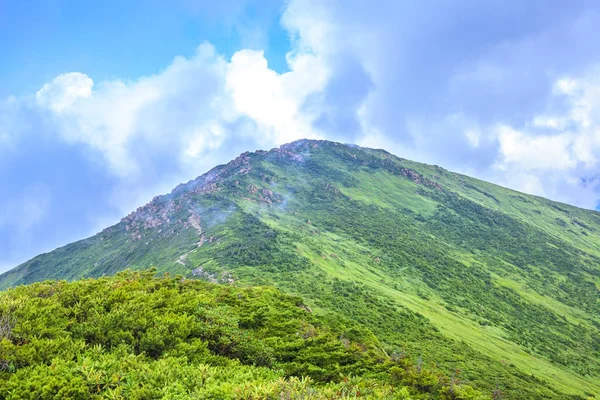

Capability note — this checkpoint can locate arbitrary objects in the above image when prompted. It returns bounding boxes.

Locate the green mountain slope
[1,139,600,398]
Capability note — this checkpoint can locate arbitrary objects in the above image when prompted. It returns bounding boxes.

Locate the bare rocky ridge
[115,141,317,243]
[115,139,444,244]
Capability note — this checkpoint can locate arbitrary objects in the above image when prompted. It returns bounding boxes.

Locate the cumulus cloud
[225,49,327,143]
[488,69,600,205]
[35,73,94,112]
[32,44,226,178]
[30,43,328,181]
[495,126,576,172]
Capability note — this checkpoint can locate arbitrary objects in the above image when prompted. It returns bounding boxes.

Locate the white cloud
[526,73,600,170]
[554,78,580,96]
[226,49,328,144]
[502,173,547,198]
[464,129,481,147]
[495,125,576,171]
[36,72,94,113]
[30,42,331,183]
[184,123,227,158]
[34,44,226,178]
[531,115,568,130]
[484,70,600,207]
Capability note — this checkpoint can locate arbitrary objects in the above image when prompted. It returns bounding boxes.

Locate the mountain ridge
[2,139,600,399]
[6,138,594,273]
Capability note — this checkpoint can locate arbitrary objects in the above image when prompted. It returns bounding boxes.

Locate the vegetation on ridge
[0,271,485,399]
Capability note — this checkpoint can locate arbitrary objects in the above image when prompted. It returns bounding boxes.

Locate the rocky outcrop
[272,147,305,162]
[186,213,202,234]
[399,167,443,190]
[191,266,234,284]
[375,158,444,191]
[247,184,259,195]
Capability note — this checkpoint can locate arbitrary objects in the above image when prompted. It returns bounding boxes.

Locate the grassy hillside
[1,139,599,398]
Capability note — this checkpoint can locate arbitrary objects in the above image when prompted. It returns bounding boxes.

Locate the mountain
[1,139,599,399]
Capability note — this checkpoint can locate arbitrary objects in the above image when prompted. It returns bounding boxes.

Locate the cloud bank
[2,0,600,271]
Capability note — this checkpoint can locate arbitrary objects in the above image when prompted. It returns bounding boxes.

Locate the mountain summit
[2,139,599,398]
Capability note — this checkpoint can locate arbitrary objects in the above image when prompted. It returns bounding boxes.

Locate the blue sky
[2,0,600,272]
[0,0,290,97]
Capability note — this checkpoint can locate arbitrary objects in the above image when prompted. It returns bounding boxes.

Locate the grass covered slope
[1,139,600,398]
[0,271,484,399]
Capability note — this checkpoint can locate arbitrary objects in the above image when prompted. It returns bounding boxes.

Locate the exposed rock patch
[191,266,234,284]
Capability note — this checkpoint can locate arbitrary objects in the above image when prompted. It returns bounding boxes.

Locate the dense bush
[0,271,484,399]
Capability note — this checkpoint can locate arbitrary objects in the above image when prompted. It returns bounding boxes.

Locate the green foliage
[0,271,484,399]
